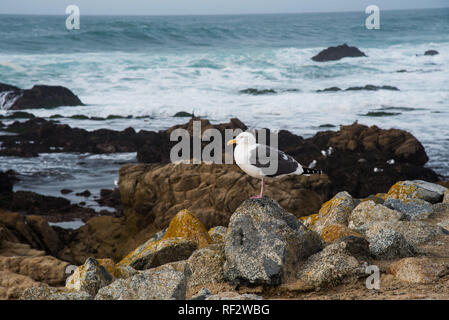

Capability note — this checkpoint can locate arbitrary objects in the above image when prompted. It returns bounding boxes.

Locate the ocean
[0,8,448,212]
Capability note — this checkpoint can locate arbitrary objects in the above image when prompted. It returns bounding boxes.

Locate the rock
[0,254,69,286]
[424,50,439,56]
[360,221,442,246]
[119,162,330,236]
[208,226,227,243]
[312,191,356,232]
[383,198,433,221]
[206,292,264,300]
[162,209,213,249]
[443,190,449,204]
[367,228,415,259]
[117,238,197,270]
[388,257,448,284]
[65,257,113,296]
[190,288,212,300]
[348,200,403,229]
[0,83,84,110]
[311,44,366,62]
[186,244,225,289]
[320,224,363,243]
[75,190,91,197]
[386,180,447,204]
[21,285,93,300]
[95,266,186,300]
[239,88,276,95]
[25,215,61,255]
[0,270,41,300]
[223,198,322,285]
[112,265,139,280]
[294,241,364,290]
[316,87,342,93]
[173,111,194,117]
[60,189,72,195]
[345,85,399,91]
[333,235,371,259]
[97,258,116,276]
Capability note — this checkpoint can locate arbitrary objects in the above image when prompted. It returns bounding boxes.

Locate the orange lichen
[387,181,418,200]
[163,209,212,248]
[320,224,362,243]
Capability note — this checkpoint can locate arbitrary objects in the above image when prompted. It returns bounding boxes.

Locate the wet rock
[117,238,198,270]
[383,198,433,221]
[424,50,439,56]
[316,87,342,93]
[367,228,415,259]
[312,191,356,233]
[208,226,227,243]
[186,244,225,289]
[345,85,399,91]
[388,257,448,284]
[60,189,73,195]
[386,180,447,204]
[162,209,213,249]
[311,44,366,62]
[0,82,84,110]
[223,198,322,285]
[95,265,186,300]
[75,190,91,197]
[348,200,403,229]
[21,285,93,300]
[239,88,276,95]
[173,111,194,117]
[65,257,113,296]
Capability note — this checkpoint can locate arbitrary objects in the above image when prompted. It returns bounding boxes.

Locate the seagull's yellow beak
[227,139,236,145]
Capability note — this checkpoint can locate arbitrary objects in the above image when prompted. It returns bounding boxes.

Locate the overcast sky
[0,0,447,15]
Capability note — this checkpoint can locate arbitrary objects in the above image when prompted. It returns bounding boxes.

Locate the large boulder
[388,257,448,284]
[117,238,197,270]
[312,191,357,233]
[383,198,433,221]
[348,200,403,228]
[386,180,447,204]
[0,82,83,110]
[293,240,364,290]
[223,198,322,285]
[186,244,225,290]
[311,44,366,62]
[367,228,416,259]
[95,265,187,300]
[162,209,213,248]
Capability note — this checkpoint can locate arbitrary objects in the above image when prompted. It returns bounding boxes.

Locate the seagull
[227,132,323,199]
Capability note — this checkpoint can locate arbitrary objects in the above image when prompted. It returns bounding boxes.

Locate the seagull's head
[227,132,256,146]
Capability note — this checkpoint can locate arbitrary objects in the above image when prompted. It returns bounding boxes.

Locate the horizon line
[0,6,448,17]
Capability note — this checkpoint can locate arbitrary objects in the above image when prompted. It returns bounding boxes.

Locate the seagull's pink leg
[250,179,264,199]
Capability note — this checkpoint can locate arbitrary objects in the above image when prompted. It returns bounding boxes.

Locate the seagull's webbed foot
[249,195,263,199]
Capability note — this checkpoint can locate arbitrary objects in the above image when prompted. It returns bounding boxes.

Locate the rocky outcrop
[0,83,83,110]
[424,50,439,56]
[119,162,330,235]
[223,198,322,285]
[386,180,447,204]
[311,44,366,62]
[21,285,93,300]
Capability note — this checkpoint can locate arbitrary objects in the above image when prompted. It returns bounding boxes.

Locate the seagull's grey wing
[248,144,301,177]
